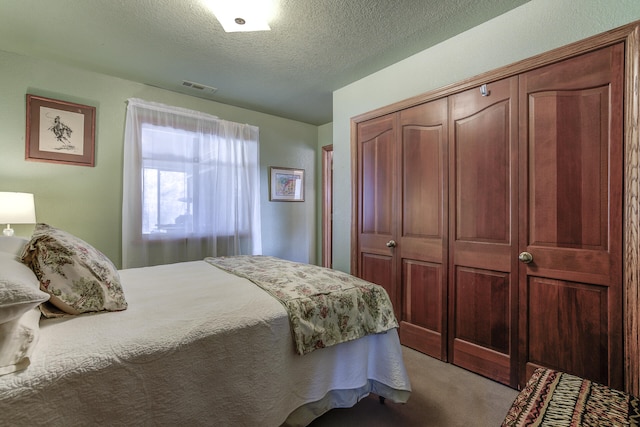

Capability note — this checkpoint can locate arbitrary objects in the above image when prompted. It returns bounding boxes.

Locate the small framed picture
[269,167,304,202]
[25,94,96,167]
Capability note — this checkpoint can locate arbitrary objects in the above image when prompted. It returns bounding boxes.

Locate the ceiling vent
[182,80,218,93]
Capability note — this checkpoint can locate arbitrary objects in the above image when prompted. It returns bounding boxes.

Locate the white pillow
[0,236,28,256]
[0,253,49,323]
[0,251,49,376]
[0,308,42,376]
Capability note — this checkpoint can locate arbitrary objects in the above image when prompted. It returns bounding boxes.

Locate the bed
[502,368,639,426]
[0,225,411,426]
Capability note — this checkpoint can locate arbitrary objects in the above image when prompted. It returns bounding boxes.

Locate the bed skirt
[283,379,410,427]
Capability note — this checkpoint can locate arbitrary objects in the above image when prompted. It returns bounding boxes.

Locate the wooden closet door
[518,44,624,389]
[356,113,400,313]
[449,76,519,387]
[398,99,448,360]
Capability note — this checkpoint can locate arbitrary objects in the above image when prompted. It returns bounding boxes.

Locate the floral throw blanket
[502,367,640,426]
[205,256,398,355]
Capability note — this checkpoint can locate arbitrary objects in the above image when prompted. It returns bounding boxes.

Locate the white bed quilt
[0,260,411,426]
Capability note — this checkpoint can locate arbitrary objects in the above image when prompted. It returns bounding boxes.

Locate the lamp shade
[0,192,36,224]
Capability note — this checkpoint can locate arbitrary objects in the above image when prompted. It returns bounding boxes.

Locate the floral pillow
[21,223,127,316]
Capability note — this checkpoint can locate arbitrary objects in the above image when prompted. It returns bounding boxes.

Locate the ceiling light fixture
[202,0,274,33]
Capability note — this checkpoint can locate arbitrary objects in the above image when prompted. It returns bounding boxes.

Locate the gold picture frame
[25,94,96,166]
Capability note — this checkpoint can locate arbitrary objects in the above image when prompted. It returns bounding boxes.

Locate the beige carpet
[308,346,519,427]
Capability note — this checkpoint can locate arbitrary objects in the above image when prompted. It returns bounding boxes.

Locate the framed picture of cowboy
[25,94,96,167]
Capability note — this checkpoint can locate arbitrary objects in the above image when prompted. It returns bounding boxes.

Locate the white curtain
[122,98,262,268]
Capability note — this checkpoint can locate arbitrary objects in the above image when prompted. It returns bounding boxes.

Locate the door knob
[386,240,397,248]
[518,251,533,264]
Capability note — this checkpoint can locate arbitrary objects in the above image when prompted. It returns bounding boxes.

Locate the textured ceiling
[0,0,528,125]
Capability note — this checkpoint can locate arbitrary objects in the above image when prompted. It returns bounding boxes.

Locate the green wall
[6,0,638,272]
[332,0,640,273]
[0,50,318,268]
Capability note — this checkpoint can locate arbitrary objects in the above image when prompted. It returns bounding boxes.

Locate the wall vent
[182,80,218,93]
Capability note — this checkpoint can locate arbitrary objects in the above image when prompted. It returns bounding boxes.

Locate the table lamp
[0,192,36,236]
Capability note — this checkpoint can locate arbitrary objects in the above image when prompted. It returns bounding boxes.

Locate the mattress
[0,260,411,426]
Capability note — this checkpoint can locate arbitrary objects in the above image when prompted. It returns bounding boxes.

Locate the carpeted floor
[308,346,519,427]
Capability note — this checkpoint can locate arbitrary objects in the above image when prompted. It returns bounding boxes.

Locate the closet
[356,99,449,361]
[448,76,519,386]
[352,35,627,390]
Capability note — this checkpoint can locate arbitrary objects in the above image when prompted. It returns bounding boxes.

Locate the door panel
[357,113,399,312]
[361,130,394,235]
[455,101,511,243]
[455,267,509,353]
[398,99,448,360]
[361,253,394,299]
[401,260,444,359]
[519,44,624,389]
[529,88,608,250]
[403,126,442,237]
[449,76,519,387]
[526,277,607,382]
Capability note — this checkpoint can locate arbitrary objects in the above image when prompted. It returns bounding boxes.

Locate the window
[141,125,195,236]
[122,99,262,268]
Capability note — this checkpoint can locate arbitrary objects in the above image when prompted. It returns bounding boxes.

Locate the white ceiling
[0,0,529,125]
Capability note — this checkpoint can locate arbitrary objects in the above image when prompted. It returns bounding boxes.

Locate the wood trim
[321,145,333,268]
[350,119,359,276]
[352,21,640,125]
[350,19,640,394]
[624,25,640,397]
